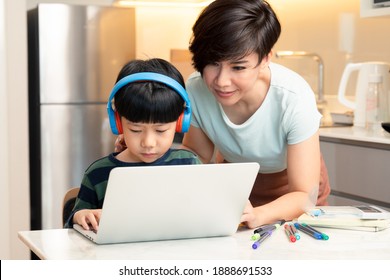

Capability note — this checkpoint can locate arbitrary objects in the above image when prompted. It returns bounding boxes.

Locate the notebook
[297,205,390,231]
[73,162,260,244]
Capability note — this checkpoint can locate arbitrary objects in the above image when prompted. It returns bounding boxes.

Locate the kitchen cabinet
[320,127,390,211]
[360,0,390,17]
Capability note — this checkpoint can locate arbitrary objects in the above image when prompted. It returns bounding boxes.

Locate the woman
[182,0,330,228]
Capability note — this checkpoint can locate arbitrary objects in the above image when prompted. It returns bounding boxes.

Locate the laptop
[73,162,260,244]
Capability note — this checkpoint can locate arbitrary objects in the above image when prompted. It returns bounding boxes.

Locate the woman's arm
[181,125,215,164]
[242,131,321,228]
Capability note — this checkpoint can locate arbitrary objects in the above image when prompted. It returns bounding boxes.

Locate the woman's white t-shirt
[186,62,321,173]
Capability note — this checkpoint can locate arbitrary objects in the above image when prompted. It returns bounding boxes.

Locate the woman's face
[202,52,269,107]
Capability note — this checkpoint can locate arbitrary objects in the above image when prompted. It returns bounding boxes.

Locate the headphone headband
[107,72,191,135]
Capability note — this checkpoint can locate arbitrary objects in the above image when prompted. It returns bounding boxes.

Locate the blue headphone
[107,72,191,135]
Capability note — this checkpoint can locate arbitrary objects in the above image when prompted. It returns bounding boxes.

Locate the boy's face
[120,118,177,163]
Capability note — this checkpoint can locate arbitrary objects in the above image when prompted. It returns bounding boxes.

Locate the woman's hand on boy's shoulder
[114,134,127,153]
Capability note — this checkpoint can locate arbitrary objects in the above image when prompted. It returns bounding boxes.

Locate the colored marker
[298,223,321,237]
[251,233,261,241]
[253,223,281,235]
[251,229,272,241]
[284,224,296,242]
[253,219,285,234]
[302,223,329,240]
[252,231,272,249]
[309,209,323,217]
[299,223,328,240]
[294,222,322,240]
[289,223,300,240]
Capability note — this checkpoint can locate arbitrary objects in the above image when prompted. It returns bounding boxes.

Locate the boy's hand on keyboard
[73,209,102,231]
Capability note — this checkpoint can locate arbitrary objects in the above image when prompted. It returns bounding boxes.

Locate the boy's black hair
[189,0,281,74]
[114,58,185,124]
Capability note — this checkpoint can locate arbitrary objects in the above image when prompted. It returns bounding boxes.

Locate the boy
[65,58,201,230]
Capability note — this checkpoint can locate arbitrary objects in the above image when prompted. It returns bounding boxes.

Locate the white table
[18,226,390,260]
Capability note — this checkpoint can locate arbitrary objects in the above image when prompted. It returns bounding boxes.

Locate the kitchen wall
[1,0,30,260]
[270,0,390,99]
[135,7,199,60]
[2,0,390,260]
[133,0,390,100]
[0,0,10,259]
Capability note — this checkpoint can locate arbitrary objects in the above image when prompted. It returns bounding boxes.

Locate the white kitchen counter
[319,94,390,147]
[320,126,390,149]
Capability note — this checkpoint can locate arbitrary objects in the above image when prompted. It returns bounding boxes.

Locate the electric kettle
[338,61,390,127]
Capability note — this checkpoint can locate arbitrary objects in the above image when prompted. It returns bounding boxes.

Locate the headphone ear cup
[180,107,191,133]
[176,112,184,133]
[115,111,123,134]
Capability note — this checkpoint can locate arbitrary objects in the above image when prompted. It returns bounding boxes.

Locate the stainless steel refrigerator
[28,3,136,230]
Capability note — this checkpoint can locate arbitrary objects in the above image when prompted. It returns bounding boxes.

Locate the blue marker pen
[294,223,322,240]
[302,223,329,240]
[252,231,272,249]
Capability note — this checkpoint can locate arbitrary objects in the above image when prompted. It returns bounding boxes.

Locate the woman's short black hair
[189,0,281,74]
[114,58,185,124]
